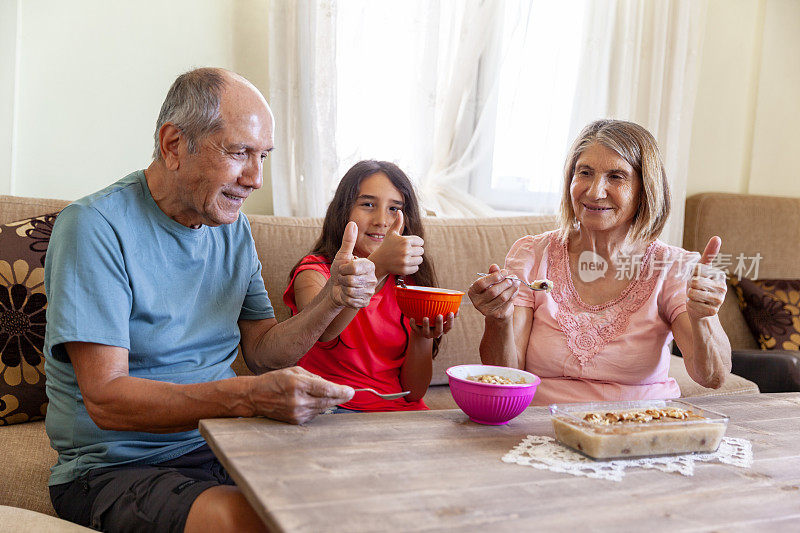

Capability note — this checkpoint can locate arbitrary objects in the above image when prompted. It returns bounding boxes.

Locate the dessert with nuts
[550,401,728,459]
[580,407,703,425]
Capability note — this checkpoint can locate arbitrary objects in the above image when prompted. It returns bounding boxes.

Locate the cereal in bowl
[467,374,527,385]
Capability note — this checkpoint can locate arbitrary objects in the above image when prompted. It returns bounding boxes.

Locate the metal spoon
[353,388,411,400]
[476,273,553,292]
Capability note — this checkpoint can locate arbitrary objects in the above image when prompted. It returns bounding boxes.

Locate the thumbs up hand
[329,221,377,309]
[368,210,425,282]
[686,236,728,321]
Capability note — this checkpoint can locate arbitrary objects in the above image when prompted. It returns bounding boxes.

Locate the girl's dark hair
[290,160,440,356]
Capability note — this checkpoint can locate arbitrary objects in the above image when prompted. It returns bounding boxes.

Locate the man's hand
[687,236,727,322]
[249,367,354,425]
[368,211,425,279]
[468,264,520,321]
[329,221,377,308]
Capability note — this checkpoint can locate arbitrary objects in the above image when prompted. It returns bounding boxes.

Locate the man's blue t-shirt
[43,170,274,485]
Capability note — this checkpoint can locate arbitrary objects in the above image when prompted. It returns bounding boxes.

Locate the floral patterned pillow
[0,212,58,425]
[729,277,800,350]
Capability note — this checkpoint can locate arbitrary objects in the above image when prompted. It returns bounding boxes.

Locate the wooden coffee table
[200,393,800,532]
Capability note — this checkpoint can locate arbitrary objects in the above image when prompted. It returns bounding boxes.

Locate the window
[334,0,587,214]
[335,0,438,185]
[475,0,587,213]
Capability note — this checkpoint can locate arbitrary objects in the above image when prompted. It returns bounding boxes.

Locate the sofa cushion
[730,277,800,350]
[668,355,759,397]
[0,213,58,425]
[246,215,323,323]
[0,505,92,531]
[0,420,58,516]
[0,196,69,227]
[422,384,458,410]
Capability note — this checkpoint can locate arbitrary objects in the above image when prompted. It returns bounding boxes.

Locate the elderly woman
[469,119,731,404]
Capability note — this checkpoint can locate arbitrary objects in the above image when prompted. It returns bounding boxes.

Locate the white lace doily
[502,436,752,482]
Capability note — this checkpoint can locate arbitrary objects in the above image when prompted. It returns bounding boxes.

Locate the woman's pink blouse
[506,231,700,405]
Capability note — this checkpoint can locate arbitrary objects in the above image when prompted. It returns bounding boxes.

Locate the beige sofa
[0,193,759,522]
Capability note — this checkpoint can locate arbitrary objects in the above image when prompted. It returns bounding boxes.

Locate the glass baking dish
[549,399,729,459]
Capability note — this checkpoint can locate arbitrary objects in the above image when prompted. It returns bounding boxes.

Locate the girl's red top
[283,255,428,411]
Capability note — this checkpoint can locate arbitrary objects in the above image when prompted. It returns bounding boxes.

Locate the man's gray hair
[152,68,227,160]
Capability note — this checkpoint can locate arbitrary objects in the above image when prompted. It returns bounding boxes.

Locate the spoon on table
[353,388,411,400]
[476,273,554,292]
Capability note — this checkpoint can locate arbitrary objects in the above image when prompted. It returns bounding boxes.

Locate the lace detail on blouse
[547,235,663,367]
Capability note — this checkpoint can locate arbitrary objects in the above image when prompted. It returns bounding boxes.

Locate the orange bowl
[395,285,464,323]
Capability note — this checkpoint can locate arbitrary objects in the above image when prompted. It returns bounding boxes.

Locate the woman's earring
[572,217,581,231]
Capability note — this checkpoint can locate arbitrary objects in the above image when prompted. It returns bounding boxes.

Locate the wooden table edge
[199,419,285,533]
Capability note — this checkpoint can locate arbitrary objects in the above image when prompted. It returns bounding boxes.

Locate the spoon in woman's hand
[476,273,554,292]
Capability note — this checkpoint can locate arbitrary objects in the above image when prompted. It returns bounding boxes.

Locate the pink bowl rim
[446,364,541,389]
[396,285,465,296]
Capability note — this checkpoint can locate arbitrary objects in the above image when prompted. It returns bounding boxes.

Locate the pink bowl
[446,364,541,425]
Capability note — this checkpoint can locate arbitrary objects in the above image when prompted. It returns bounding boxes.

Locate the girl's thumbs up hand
[329,221,377,309]
[368,210,425,280]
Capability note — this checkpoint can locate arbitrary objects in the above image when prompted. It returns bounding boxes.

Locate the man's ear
[159,123,182,171]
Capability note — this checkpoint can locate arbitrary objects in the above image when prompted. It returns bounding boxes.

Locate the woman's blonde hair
[557,119,671,244]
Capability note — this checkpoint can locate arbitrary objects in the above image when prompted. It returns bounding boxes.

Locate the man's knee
[185,486,266,533]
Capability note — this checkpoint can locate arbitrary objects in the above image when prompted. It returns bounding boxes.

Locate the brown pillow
[0,212,58,425]
[730,277,800,350]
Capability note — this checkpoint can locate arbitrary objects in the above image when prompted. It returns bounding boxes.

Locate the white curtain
[569,0,708,246]
[268,0,501,218]
[267,0,339,217]
[415,0,503,217]
[334,0,502,217]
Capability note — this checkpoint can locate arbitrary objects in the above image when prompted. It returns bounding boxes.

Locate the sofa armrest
[731,350,800,392]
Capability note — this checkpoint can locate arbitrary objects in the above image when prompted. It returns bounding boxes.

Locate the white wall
[0,0,19,196]
[687,0,765,196]
[748,0,800,196]
[687,0,800,198]
[3,0,273,215]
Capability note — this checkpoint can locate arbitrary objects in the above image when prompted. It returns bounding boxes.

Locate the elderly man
[43,68,376,532]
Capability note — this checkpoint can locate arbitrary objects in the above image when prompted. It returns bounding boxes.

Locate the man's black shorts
[50,444,235,532]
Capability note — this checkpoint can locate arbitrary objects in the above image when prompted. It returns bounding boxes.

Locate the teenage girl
[283,160,455,411]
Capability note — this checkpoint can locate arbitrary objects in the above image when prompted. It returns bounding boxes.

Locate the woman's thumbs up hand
[686,236,728,321]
